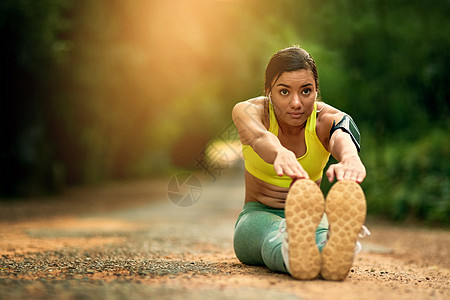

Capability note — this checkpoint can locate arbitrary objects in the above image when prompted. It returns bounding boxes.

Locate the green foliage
[1,0,449,225]
[0,0,71,196]
[0,0,71,72]
[361,129,450,225]
[312,0,450,137]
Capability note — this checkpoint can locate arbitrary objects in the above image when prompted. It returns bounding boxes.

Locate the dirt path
[0,173,449,300]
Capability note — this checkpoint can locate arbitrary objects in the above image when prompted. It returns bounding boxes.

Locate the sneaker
[320,180,367,281]
[282,179,325,280]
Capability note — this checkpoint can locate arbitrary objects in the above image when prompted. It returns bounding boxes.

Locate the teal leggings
[233,201,329,273]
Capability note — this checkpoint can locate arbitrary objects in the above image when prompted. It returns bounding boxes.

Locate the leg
[233,185,330,277]
[316,214,329,252]
[233,202,288,273]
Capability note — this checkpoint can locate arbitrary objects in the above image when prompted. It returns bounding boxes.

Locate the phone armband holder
[330,115,361,152]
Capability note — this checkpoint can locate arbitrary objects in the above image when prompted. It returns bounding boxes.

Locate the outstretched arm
[326,127,366,183]
[232,98,309,180]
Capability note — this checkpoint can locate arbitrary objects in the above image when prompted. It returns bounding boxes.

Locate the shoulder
[232,96,269,125]
[233,96,267,114]
[315,102,347,149]
[232,97,270,145]
[316,102,346,126]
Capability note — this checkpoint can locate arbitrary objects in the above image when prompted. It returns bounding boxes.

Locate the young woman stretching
[232,46,369,281]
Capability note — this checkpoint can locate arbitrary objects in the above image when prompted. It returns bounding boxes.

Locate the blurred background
[0,0,448,225]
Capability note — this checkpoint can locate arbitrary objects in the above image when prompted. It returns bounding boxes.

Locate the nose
[290,93,302,109]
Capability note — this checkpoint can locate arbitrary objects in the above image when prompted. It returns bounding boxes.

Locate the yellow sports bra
[242,101,330,188]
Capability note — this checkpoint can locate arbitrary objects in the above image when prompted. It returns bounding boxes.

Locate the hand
[326,156,366,183]
[273,149,310,180]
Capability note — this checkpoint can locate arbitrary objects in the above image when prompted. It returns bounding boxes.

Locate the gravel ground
[0,172,449,300]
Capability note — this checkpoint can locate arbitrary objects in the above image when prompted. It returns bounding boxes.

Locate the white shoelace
[269,221,371,255]
[269,219,286,243]
[269,219,370,256]
[354,225,371,255]
[359,225,371,238]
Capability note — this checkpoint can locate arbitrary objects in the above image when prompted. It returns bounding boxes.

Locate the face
[268,69,317,127]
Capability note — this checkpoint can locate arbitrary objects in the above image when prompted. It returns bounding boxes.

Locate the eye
[302,88,312,95]
[280,89,289,96]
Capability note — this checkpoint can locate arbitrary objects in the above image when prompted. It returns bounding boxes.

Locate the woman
[232,46,368,281]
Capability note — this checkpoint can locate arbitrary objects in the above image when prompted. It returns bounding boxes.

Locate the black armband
[330,115,361,152]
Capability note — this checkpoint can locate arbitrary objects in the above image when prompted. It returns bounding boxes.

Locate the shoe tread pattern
[285,179,324,280]
[320,180,366,281]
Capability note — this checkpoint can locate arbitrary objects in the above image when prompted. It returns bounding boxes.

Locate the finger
[285,161,300,176]
[344,170,357,181]
[290,164,303,178]
[326,165,335,183]
[282,165,295,178]
[274,164,284,177]
[350,171,359,182]
[351,173,359,182]
[335,167,345,181]
[290,168,307,180]
[356,171,366,183]
[300,168,310,179]
[292,164,309,180]
[292,172,308,180]
[287,167,306,180]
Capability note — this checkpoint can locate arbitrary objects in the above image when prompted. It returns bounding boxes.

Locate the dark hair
[264,46,319,96]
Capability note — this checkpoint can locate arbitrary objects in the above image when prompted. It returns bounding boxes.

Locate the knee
[233,228,262,266]
[233,214,264,265]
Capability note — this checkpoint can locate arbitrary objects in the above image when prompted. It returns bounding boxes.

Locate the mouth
[288,112,303,118]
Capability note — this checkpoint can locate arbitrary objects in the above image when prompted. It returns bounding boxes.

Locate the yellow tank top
[242,101,330,187]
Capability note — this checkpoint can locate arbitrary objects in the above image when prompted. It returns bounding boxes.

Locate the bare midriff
[244,170,321,209]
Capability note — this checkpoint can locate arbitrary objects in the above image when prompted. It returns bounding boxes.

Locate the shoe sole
[320,180,367,281]
[285,179,325,280]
